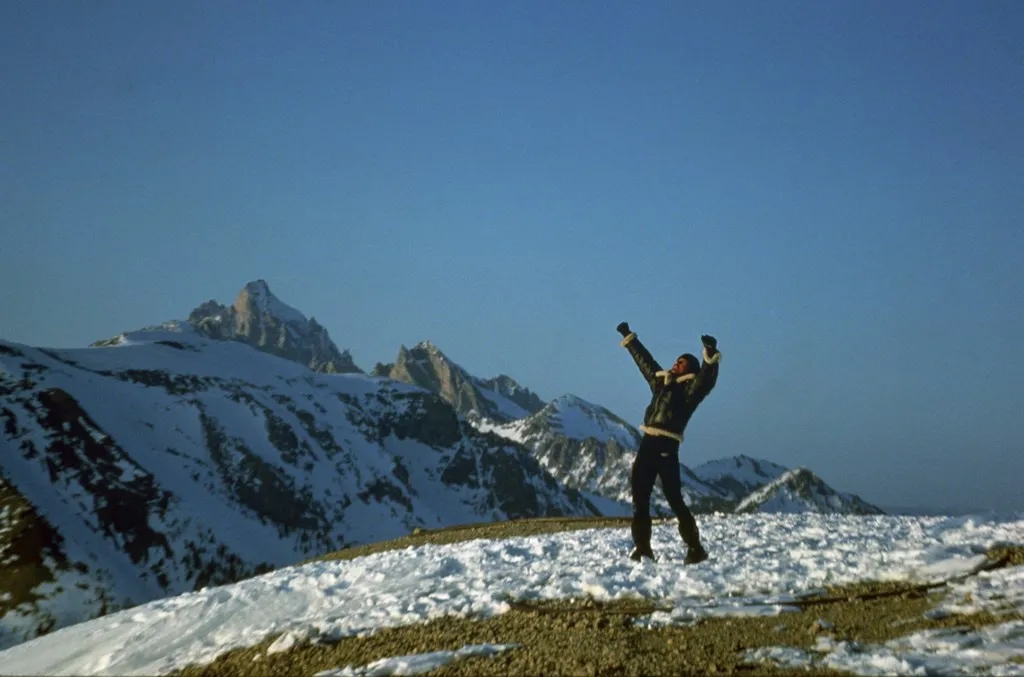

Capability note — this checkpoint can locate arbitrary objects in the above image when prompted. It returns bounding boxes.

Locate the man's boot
[630,509,656,562]
[677,513,708,565]
[629,546,657,562]
[684,544,709,565]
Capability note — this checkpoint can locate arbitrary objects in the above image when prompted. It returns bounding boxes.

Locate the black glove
[701,334,718,355]
[616,322,631,337]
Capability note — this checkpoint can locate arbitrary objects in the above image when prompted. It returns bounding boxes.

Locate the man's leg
[630,436,659,559]
[656,445,703,552]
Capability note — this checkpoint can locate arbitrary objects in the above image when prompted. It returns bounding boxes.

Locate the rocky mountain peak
[391,342,468,406]
[512,393,639,451]
[480,375,545,416]
[233,280,308,326]
[244,278,271,295]
[187,281,362,375]
[412,340,441,354]
[385,343,541,422]
[549,394,588,410]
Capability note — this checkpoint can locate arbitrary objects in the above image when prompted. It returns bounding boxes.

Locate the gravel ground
[174,518,1023,677]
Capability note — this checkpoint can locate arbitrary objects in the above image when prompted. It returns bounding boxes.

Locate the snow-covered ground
[1,513,1022,676]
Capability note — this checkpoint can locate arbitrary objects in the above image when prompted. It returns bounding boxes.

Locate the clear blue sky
[3,1,1023,512]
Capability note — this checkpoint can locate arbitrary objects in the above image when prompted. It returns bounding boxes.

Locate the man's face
[671,355,691,375]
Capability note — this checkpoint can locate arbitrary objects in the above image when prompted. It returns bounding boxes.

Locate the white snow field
[0,513,1021,676]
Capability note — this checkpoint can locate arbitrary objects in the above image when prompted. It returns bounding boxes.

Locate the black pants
[631,434,701,553]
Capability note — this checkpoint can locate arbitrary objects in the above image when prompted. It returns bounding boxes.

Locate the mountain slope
[734,468,885,515]
[0,334,595,648]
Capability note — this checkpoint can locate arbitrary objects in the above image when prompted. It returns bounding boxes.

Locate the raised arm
[617,322,662,392]
[692,334,722,400]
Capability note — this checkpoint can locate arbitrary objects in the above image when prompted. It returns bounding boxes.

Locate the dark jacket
[620,332,720,442]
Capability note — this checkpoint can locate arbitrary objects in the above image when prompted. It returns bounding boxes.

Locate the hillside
[0,330,595,648]
[0,513,1021,676]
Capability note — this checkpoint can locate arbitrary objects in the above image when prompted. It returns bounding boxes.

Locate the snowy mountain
[374,341,544,422]
[691,455,790,501]
[92,280,362,375]
[473,396,882,517]
[0,332,596,649]
[734,468,884,515]
[476,396,738,514]
[484,394,640,450]
[473,395,640,512]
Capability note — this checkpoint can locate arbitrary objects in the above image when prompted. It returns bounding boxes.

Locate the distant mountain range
[734,468,884,514]
[0,280,881,648]
[392,340,879,518]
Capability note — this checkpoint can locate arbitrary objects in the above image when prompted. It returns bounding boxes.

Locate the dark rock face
[198,409,328,538]
[0,473,109,643]
[33,388,174,568]
[440,445,481,489]
[479,444,594,519]
[387,392,463,449]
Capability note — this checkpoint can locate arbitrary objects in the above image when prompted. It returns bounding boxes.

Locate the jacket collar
[655,370,696,385]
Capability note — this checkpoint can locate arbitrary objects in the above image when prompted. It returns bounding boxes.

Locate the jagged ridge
[380,341,544,422]
[735,468,884,515]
